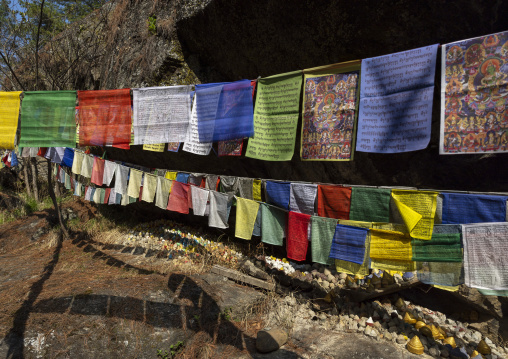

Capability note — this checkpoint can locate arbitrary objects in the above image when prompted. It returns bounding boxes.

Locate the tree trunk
[23,158,32,197]
[30,158,39,202]
[46,159,69,240]
[54,164,61,197]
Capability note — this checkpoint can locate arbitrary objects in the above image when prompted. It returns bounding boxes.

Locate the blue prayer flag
[265,181,291,210]
[176,172,190,184]
[441,193,507,224]
[329,224,369,265]
[61,148,75,168]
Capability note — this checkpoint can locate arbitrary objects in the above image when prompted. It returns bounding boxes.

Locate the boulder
[256,328,288,353]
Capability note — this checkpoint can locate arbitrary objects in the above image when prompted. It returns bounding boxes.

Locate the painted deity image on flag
[302,71,358,160]
[441,31,508,154]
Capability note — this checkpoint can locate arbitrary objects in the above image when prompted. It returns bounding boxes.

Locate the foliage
[157,341,184,358]
[147,15,156,35]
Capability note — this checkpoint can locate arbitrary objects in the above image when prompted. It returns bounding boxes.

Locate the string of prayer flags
[349,187,391,222]
[190,186,209,216]
[391,190,438,240]
[369,228,415,272]
[91,157,105,186]
[141,173,157,203]
[132,85,191,145]
[246,71,303,161]
[286,211,311,261]
[80,154,94,178]
[155,176,172,209]
[167,181,190,214]
[182,90,213,155]
[0,91,22,149]
[317,184,352,219]
[441,193,508,224]
[77,89,132,149]
[72,151,84,175]
[329,224,369,265]
[103,160,117,186]
[114,165,130,195]
[289,183,317,215]
[196,80,254,142]
[462,223,508,290]
[265,181,291,209]
[253,179,262,201]
[235,197,260,240]
[412,224,463,262]
[310,216,338,265]
[237,178,254,200]
[61,148,74,168]
[127,169,143,199]
[261,203,286,246]
[440,30,508,154]
[301,61,361,161]
[417,262,465,287]
[356,45,439,153]
[208,191,229,229]
[176,172,190,184]
[19,91,77,148]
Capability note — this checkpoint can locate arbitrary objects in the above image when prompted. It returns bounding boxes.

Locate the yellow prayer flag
[370,228,415,272]
[253,179,262,201]
[72,151,84,175]
[391,190,438,240]
[127,169,143,199]
[143,143,165,152]
[235,197,260,240]
[0,91,22,149]
[433,285,459,292]
[165,171,177,181]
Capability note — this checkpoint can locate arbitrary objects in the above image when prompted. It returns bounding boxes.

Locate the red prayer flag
[77,89,132,149]
[167,181,189,214]
[287,211,311,262]
[37,147,47,157]
[317,185,352,220]
[104,188,111,204]
[91,157,105,186]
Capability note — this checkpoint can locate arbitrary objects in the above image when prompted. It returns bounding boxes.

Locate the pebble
[323,268,332,276]
[396,335,406,344]
[440,348,450,357]
[429,346,440,357]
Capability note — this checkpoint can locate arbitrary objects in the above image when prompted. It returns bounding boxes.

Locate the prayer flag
[155,176,172,209]
[19,91,77,148]
[141,173,157,203]
[289,183,317,215]
[440,31,508,154]
[0,91,22,149]
[329,224,369,265]
[72,151,84,175]
[392,190,438,240]
[191,186,209,216]
[132,85,191,144]
[369,228,415,272]
[265,181,291,210]
[208,191,229,228]
[61,148,74,168]
[80,154,94,178]
[349,187,391,222]
[77,89,132,149]
[91,157,105,186]
[167,181,189,214]
[246,71,303,161]
[287,211,311,261]
[311,216,338,265]
[301,61,360,161]
[235,197,260,240]
[356,45,439,153]
[441,192,508,224]
[127,169,143,199]
[317,184,352,219]
[261,203,286,246]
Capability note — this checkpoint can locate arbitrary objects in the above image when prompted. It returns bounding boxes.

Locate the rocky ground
[0,197,506,358]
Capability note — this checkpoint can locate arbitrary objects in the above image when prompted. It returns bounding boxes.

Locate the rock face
[65,0,507,194]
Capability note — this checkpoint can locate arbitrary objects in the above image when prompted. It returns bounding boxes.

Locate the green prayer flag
[349,187,391,222]
[261,203,286,246]
[19,91,77,147]
[246,71,303,161]
[99,188,106,203]
[311,216,337,265]
[412,233,462,262]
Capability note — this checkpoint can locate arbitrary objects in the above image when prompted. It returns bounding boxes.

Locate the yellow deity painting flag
[0,92,22,149]
[391,190,438,240]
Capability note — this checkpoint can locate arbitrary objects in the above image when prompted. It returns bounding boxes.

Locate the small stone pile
[121,220,244,265]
